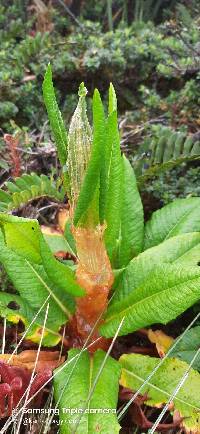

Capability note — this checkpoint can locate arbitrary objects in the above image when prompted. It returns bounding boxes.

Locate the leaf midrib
[25,260,72,320]
[105,270,200,323]
[164,203,199,241]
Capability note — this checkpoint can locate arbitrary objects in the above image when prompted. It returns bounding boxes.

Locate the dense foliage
[1,0,200,131]
[1,1,200,202]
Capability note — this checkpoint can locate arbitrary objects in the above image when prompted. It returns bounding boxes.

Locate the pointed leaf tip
[78,82,88,98]
[43,64,52,87]
[109,83,117,114]
[93,88,101,100]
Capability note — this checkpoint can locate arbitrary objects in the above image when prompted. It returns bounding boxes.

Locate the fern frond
[134,127,200,185]
[0,173,65,212]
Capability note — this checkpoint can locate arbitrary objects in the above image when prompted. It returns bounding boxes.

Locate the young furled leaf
[73,89,106,226]
[108,83,117,114]
[67,83,92,213]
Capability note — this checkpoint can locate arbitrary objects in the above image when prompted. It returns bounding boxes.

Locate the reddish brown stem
[70,225,114,351]
[4,133,21,177]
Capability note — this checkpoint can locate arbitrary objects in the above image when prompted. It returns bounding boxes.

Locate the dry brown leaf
[41,225,62,236]
[0,350,65,372]
[22,75,36,83]
[147,329,174,357]
[3,133,21,177]
[41,224,75,259]
[57,208,70,232]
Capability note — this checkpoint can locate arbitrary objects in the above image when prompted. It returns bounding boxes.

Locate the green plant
[133,125,200,185]
[119,353,200,432]
[169,325,200,370]
[1,2,200,135]
[1,65,200,432]
[143,165,200,205]
[0,173,64,212]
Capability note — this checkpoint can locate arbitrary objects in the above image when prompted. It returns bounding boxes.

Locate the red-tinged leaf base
[119,387,183,431]
[66,315,112,353]
[71,225,114,352]
[0,361,52,418]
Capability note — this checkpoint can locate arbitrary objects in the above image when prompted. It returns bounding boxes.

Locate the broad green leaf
[73,89,106,226]
[54,349,121,434]
[100,263,200,337]
[0,213,41,264]
[119,353,200,433]
[0,213,80,297]
[170,326,200,371]
[144,197,200,250]
[113,232,200,303]
[39,234,84,297]
[116,156,144,268]
[0,239,73,320]
[42,64,67,166]
[104,110,123,260]
[0,292,61,346]
[0,226,75,345]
